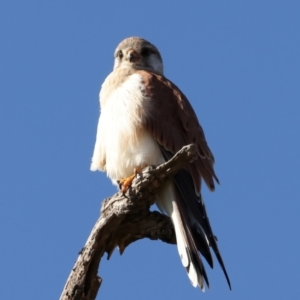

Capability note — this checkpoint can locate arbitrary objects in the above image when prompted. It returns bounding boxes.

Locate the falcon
[90,37,231,291]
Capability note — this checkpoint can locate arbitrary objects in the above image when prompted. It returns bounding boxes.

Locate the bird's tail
[156,182,208,290]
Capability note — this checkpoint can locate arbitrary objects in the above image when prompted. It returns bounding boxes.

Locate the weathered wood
[60,144,197,300]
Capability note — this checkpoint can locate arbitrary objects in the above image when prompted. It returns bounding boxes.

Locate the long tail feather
[156,183,209,290]
[158,145,231,290]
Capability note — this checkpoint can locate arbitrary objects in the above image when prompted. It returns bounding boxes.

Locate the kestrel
[91,37,231,291]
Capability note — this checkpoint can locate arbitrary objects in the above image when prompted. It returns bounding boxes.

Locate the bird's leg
[118,167,144,193]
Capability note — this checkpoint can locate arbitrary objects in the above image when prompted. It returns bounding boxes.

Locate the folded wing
[139,70,231,290]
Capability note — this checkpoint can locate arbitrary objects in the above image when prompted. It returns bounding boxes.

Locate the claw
[118,168,143,193]
[119,173,136,193]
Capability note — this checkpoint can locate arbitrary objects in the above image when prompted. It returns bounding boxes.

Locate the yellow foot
[118,168,143,193]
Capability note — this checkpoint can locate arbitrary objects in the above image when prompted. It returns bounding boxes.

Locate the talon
[119,173,136,193]
[118,168,144,193]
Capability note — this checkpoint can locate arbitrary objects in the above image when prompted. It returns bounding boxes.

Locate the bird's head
[113,37,164,75]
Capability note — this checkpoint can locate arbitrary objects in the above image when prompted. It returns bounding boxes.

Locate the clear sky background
[1,1,299,299]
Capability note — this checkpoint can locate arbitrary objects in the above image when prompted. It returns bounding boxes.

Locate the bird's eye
[141,48,150,57]
[117,50,123,59]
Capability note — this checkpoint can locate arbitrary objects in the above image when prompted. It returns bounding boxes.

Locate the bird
[90,36,231,291]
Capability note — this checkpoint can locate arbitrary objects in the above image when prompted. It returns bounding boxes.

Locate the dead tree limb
[60,144,197,300]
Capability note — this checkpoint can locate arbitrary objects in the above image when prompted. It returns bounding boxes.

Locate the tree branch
[60,144,197,300]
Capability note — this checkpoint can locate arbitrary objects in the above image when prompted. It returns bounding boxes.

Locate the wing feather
[138,70,218,192]
[139,70,231,289]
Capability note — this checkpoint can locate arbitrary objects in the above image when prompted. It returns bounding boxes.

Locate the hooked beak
[127,49,140,62]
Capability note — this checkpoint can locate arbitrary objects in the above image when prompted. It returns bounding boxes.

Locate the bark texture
[60,144,197,300]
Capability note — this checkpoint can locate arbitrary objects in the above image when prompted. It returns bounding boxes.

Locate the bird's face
[113,37,164,75]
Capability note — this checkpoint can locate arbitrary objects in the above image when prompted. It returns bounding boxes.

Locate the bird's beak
[127,49,140,63]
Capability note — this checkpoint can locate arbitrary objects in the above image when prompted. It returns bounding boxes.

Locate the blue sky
[1,1,299,299]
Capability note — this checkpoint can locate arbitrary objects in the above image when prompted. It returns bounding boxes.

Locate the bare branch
[60,144,196,300]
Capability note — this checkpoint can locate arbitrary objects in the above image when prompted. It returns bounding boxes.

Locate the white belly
[90,73,165,183]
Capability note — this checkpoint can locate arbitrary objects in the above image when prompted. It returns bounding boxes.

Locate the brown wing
[138,70,219,193]
[139,70,231,289]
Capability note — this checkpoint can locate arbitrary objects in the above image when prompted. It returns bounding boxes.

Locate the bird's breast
[96,73,164,182]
